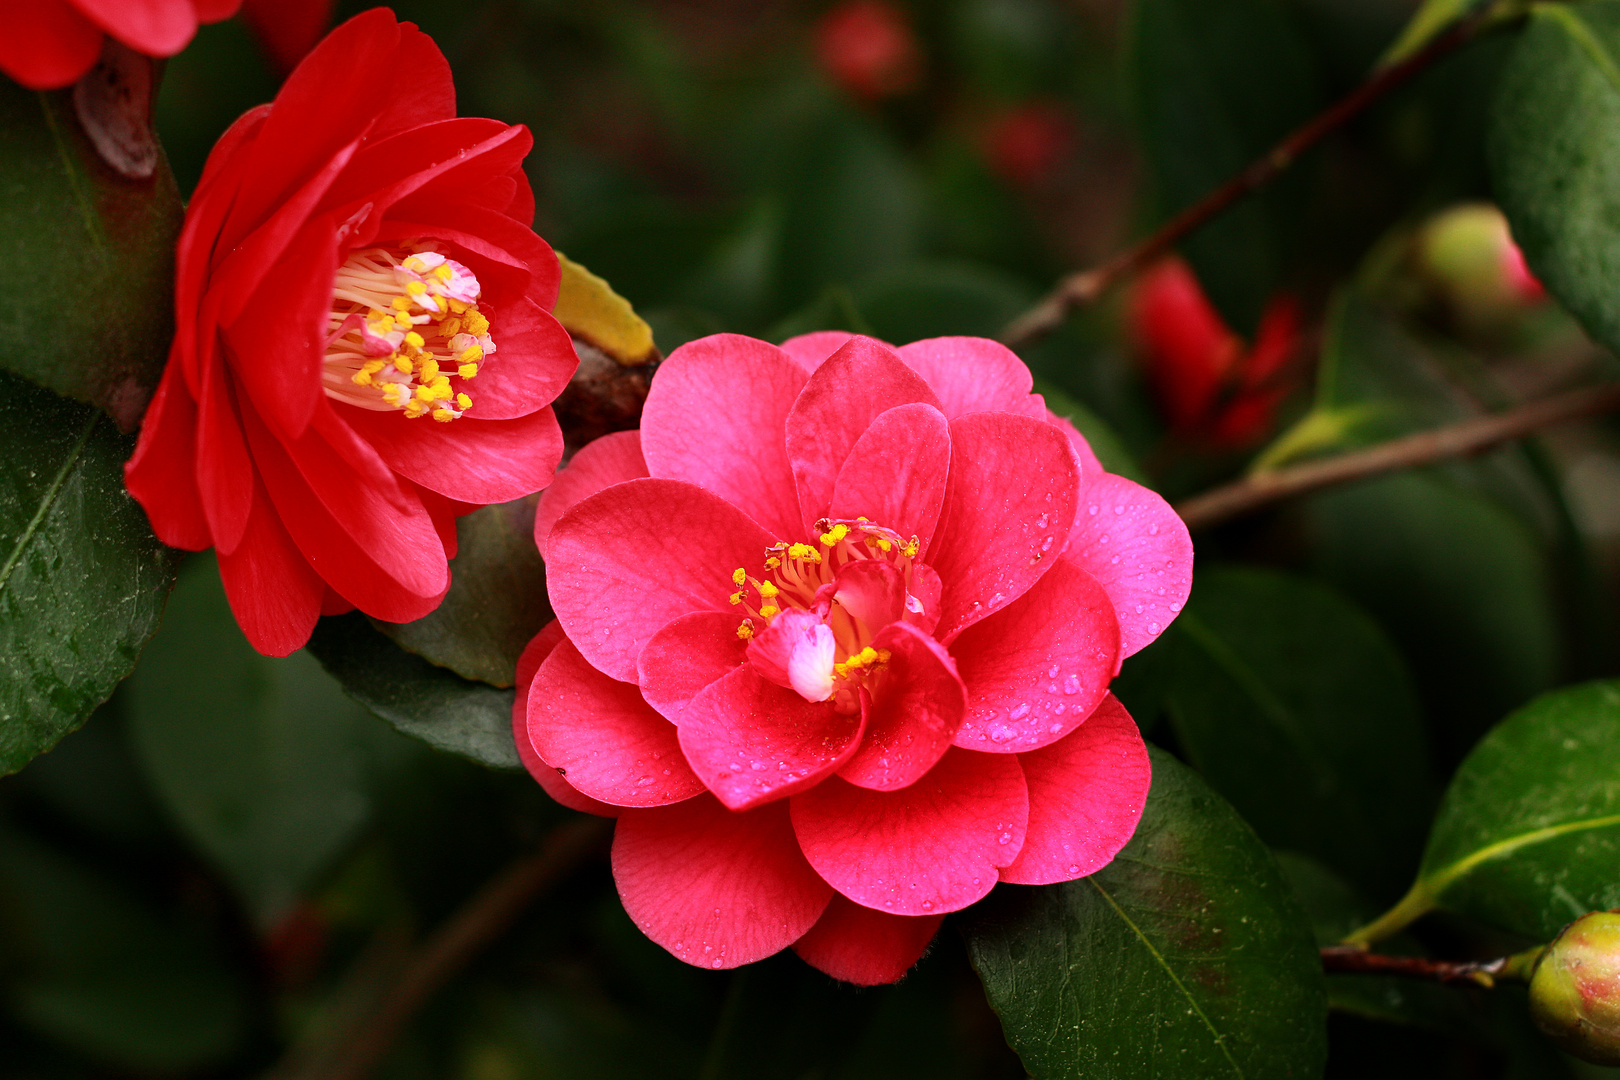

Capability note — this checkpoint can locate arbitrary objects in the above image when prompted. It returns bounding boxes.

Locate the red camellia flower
[0,0,242,90]
[1131,257,1300,448]
[240,0,336,74]
[812,0,922,102]
[515,332,1191,984]
[124,9,578,656]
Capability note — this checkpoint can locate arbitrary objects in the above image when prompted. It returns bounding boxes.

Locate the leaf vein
[0,410,101,599]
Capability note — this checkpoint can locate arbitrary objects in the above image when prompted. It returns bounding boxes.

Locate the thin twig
[1175,382,1620,532]
[1000,7,1501,349]
[1321,946,1511,987]
[280,816,613,1080]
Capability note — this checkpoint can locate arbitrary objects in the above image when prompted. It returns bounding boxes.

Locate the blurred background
[6,0,1620,1076]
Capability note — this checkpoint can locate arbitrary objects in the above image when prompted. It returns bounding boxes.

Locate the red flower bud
[1529,910,1620,1066]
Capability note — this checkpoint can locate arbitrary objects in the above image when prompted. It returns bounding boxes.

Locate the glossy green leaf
[1491,0,1620,358]
[1152,566,1433,897]
[0,381,178,776]
[1354,680,1620,946]
[0,823,248,1071]
[378,496,550,688]
[124,557,413,927]
[1127,0,1324,332]
[0,75,181,428]
[308,611,521,771]
[963,748,1327,1079]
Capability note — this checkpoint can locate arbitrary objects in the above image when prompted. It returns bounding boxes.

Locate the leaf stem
[1340,885,1438,949]
[1321,943,1544,987]
[999,1,1518,349]
[1174,382,1620,532]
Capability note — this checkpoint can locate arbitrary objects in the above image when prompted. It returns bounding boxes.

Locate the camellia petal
[527,640,705,808]
[72,0,202,56]
[1000,695,1151,885]
[546,478,778,683]
[792,894,943,986]
[838,621,965,791]
[1064,471,1193,657]
[828,402,951,558]
[677,666,866,811]
[776,330,868,372]
[791,748,1028,915]
[533,431,648,558]
[896,337,1033,419]
[950,555,1119,752]
[928,411,1080,643]
[636,611,747,724]
[215,482,324,659]
[512,625,619,817]
[0,0,104,90]
[613,797,834,970]
[345,405,564,506]
[122,377,209,551]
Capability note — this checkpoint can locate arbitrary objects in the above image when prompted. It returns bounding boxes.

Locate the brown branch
[1321,946,1510,987]
[1000,7,1501,349]
[1175,382,1620,532]
[275,816,613,1080]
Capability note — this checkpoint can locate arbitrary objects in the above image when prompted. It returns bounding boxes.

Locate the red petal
[636,610,748,723]
[319,119,526,228]
[366,20,455,144]
[124,367,210,550]
[546,478,777,683]
[0,0,102,89]
[1063,472,1192,657]
[369,207,550,314]
[1001,695,1150,885]
[792,894,942,986]
[639,334,808,542]
[238,0,331,73]
[1046,410,1104,475]
[526,639,704,807]
[838,621,965,791]
[828,402,951,556]
[896,337,1032,419]
[929,412,1080,643]
[677,666,866,811]
[191,0,243,20]
[449,300,576,422]
[513,626,621,817]
[195,359,254,555]
[73,0,197,56]
[776,331,865,372]
[345,404,564,506]
[950,555,1119,753]
[533,431,647,558]
[790,748,1028,915]
[786,336,940,533]
[613,796,833,969]
[829,560,905,631]
[216,480,323,657]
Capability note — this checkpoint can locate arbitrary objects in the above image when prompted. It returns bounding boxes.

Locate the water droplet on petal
[1066,864,1082,876]
[1063,675,1081,695]
[999,832,1012,845]
[712,959,723,968]
[1148,523,1159,535]
[1149,622,1161,633]
[1009,703,1031,721]
[1047,664,1060,679]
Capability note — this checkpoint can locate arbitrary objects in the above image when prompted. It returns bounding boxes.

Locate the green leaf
[124,556,414,927]
[962,748,1327,1079]
[307,611,521,771]
[0,76,182,427]
[1490,0,1620,358]
[1353,680,1620,945]
[1380,0,1479,66]
[0,381,179,776]
[0,822,248,1071]
[377,496,551,688]
[1152,566,1433,897]
[1127,0,1325,332]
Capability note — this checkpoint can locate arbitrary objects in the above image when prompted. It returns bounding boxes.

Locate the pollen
[736,619,755,640]
[732,567,748,586]
[819,523,850,546]
[322,242,496,422]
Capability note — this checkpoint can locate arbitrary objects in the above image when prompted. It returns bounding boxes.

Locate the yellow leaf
[552,252,658,366]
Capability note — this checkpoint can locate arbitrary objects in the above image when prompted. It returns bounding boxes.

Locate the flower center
[321,243,495,422]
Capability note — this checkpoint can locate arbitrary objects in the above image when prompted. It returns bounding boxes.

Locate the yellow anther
[403,255,428,272]
[432,407,454,422]
[403,400,427,418]
[819,523,849,546]
[903,537,920,558]
[441,316,463,337]
[420,358,440,381]
[858,646,878,665]
[433,264,453,283]
[458,362,478,379]
[875,538,892,552]
[759,605,780,619]
[458,345,483,363]
[448,298,469,314]
[456,392,472,410]
[732,568,747,586]
[394,356,414,375]
[404,331,425,349]
[736,620,755,641]
[405,280,428,298]
[764,557,781,570]
[465,310,489,335]
[787,542,820,563]
[756,581,780,599]
[729,590,746,606]
[391,296,412,311]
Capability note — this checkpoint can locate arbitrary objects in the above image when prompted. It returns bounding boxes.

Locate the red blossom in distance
[517,332,1192,984]
[124,9,578,656]
[812,0,922,102]
[0,0,242,90]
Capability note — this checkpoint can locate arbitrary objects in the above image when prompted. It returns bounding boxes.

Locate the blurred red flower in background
[813,0,921,102]
[124,9,578,656]
[1130,257,1300,448]
[0,0,242,89]
[982,101,1077,188]
[240,0,336,74]
[515,332,1191,984]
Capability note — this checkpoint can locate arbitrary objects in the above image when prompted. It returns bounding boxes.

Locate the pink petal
[344,404,564,506]
[838,621,965,791]
[792,894,942,986]
[546,479,777,683]
[512,624,619,817]
[828,402,951,557]
[526,639,705,807]
[1001,694,1151,885]
[896,337,1032,419]
[636,611,748,724]
[73,0,197,56]
[443,298,576,422]
[790,748,1028,915]
[613,796,834,969]
[639,334,808,541]
[1064,472,1192,657]
[215,481,323,657]
[949,555,1119,753]
[1047,410,1105,475]
[533,430,648,558]
[929,412,1080,643]
[776,331,860,372]
[830,560,906,632]
[785,337,940,534]
[677,666,866,811]
[746,609,838,702]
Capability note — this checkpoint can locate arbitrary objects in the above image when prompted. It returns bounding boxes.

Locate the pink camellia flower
[0,0,241,90]
[515,332,1191,984]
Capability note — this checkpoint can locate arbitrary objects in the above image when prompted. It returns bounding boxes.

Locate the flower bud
[1529,910,1620,1066]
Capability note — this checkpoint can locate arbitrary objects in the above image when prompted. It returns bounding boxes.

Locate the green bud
[1529,910,1620,1066]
